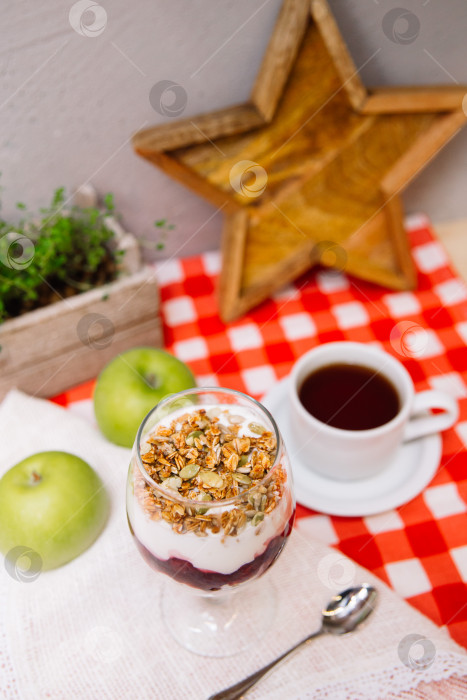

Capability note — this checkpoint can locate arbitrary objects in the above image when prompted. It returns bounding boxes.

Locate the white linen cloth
[0,389,466,700]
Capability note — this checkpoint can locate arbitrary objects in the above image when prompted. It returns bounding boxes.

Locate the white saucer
[262,377,442,517]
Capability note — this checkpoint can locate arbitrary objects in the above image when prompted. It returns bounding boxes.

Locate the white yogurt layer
[129,404,293,575]
[128,491,291,574]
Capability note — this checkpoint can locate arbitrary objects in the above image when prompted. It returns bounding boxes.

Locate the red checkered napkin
[58,214,467,649]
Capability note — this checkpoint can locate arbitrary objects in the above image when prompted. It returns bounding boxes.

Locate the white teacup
[289,342,458,481]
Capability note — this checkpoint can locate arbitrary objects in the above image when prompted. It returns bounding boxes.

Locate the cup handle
[404,390,459,442]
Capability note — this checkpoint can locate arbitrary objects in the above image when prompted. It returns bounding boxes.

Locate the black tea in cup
[298,363,400,431]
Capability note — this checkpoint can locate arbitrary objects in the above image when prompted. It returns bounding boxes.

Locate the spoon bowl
[322,584,377,635]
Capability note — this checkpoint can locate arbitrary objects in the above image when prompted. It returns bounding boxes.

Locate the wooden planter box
[0,222,162,400]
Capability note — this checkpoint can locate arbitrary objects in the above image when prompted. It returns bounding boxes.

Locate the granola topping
[134,407,287,539]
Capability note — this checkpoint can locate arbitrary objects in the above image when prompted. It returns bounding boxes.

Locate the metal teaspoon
[208,583,378,700]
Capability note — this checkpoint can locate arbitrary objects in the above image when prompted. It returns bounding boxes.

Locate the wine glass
[126,387,295,657]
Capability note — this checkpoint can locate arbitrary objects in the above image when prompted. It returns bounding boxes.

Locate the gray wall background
[1,0,466,260]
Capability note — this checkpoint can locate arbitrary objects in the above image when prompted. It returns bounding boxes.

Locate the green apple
[0,451,109,572]
[93,347,196,447]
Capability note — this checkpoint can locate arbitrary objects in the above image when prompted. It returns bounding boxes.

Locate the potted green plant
[0,185,161,399]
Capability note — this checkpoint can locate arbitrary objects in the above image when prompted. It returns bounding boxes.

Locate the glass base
[160,576,277,657]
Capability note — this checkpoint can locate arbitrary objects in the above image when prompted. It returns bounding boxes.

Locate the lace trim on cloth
[393,676,467,699]
[252,659,467,700]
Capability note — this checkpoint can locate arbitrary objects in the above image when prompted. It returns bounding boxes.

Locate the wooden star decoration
[134,0,467,322]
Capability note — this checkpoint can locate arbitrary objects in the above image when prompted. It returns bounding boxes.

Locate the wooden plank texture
[0,268,159,372]
[133,104,265,154]
[139,150,239,213]
[0,318,162,400]
[219,211,249,322]
[0,267,161,399]
[251,0,310,121]
[310,0,368,111]
[362,87,467,114]
[381,111,467,194]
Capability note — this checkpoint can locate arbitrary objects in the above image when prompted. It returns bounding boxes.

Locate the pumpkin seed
[232,472,251,485]
[248,422,266,435]
[252,512,264,526]
[238,455,249,467]
[196,492,212,514]
[199,471,224,489]
[162,476,182,491]
[179,463,200,480]
[253,493,262,510]
[186,430,203,446]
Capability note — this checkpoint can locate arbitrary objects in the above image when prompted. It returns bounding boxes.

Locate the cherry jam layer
[131,511,295,592]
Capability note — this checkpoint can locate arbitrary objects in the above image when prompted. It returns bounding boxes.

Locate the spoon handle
[207,628,323,700]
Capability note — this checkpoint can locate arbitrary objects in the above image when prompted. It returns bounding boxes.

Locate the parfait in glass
[127,388,295,656]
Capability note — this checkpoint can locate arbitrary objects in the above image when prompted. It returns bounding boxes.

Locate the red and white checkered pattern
[55,220,467,649]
